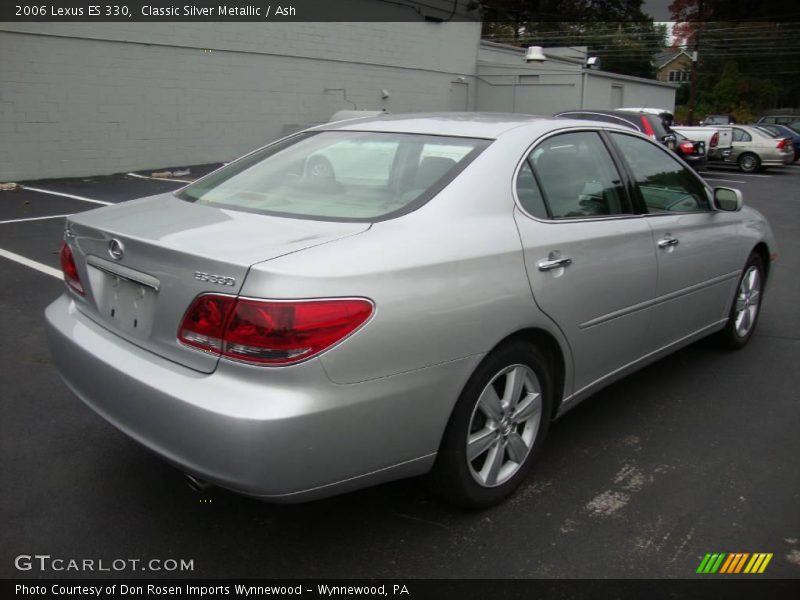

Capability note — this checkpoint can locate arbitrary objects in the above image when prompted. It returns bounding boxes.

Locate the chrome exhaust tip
[184,473,212,492]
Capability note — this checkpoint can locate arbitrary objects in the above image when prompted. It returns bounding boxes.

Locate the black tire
[427,341,554,508]
[715,253,765,349]
[738,153,761,173]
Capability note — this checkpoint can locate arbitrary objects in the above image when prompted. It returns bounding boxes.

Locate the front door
[607,131,743,352]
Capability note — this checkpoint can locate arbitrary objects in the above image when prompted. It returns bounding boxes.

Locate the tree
[668,1,800,113]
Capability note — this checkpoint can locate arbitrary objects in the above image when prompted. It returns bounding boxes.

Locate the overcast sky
[642,0,674,21]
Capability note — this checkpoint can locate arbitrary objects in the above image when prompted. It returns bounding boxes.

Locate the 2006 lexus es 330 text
[45,113,776,507]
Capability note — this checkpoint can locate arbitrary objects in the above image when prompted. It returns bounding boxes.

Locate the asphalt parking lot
[1,163,799,579]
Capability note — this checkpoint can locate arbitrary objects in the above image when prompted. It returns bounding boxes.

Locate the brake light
[178,294,236,353]
[640,115,656,139]
[710,132,719,147]
[59,242,85,296]
[776,138,788,150]
[178,295,373,365]
[678,141,694,155]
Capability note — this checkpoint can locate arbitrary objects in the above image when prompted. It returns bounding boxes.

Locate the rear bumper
[682,154,708,170]
[45,294,480,501]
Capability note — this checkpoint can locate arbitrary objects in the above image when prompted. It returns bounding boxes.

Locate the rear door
[513,130,658,393]
[607,131,743,352]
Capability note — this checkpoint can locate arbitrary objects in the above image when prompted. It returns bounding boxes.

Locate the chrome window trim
[511,126,644,225]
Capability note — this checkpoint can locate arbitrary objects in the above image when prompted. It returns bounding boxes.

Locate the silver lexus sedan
[45,113,776,507]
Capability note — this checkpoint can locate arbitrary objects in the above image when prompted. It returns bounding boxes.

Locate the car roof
[755,123,797,133]
[730,124,772,137]
[316,112,561,139]
[618,107,674,116]
[556,109,642,117]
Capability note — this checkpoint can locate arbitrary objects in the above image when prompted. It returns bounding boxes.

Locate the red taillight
[178,295,373,366]
[710,132,719,148]
[776,138,787,150]
[178,294,236,353]
[59,242,84,296]
[640,115,656,139]
[678,141,694,155]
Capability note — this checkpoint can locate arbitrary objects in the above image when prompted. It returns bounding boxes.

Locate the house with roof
[655,49,694,83]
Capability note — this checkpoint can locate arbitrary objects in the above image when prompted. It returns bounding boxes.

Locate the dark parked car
[553,109,677,151]
[673,131,708,171]
[757,114,800,133]
[752,124,800,162]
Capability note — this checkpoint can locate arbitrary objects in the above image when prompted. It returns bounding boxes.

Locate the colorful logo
[697,552,773,574]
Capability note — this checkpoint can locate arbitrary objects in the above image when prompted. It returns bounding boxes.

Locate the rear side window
[177,131,489,221]
[732,128,752,142]
[515,161,549,219]
[524,132,630,219]
[610,133,710,213]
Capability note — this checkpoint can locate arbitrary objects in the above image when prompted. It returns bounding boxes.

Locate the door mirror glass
[713,187,743,212]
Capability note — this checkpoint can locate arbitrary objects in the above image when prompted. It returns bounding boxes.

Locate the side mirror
[713,187,743,212]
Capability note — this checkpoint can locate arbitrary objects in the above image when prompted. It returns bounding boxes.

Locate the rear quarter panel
[239,137,572,388]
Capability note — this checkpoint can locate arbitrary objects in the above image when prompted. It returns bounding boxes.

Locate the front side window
[177,131,488,221]
[610,133,710,213]
[527,132,630,219]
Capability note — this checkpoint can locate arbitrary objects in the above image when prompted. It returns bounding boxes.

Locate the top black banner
[2,0,800,22]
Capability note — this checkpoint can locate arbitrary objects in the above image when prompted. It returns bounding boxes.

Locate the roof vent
[525,46,547,63]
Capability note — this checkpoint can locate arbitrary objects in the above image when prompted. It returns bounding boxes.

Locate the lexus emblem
[108,239,125,261]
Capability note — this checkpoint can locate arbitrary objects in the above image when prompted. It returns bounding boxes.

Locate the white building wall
[0,21,481,180]
[476,41,676,117]
[583,72,676,112]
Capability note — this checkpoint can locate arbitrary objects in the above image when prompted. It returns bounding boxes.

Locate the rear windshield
[177,131,489,221]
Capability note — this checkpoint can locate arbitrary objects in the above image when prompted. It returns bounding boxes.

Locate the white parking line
[0,248,61,279]
[706,171,773,178]
[702,177,747,184]
[22,186,113,206]
[127,172,193,183]
[0,214,71,225]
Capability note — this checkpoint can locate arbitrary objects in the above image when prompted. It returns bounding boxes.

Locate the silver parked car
[46,113,776,507]
[714,124,794,172]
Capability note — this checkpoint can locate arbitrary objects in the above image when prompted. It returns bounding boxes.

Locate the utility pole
[688,1,705,125]
[688,47,698,124]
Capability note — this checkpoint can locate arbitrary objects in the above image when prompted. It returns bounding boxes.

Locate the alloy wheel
[466,364,542,487]
[739,154,758,172]
[734,265,761,337]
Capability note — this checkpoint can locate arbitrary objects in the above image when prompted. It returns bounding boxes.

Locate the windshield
[177,131,489,221]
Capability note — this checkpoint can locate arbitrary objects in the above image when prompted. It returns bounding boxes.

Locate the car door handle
[658,237,680,248]
[537,257,573,271]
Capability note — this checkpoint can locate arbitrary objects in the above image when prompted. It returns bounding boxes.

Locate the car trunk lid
[65,193,369,373]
